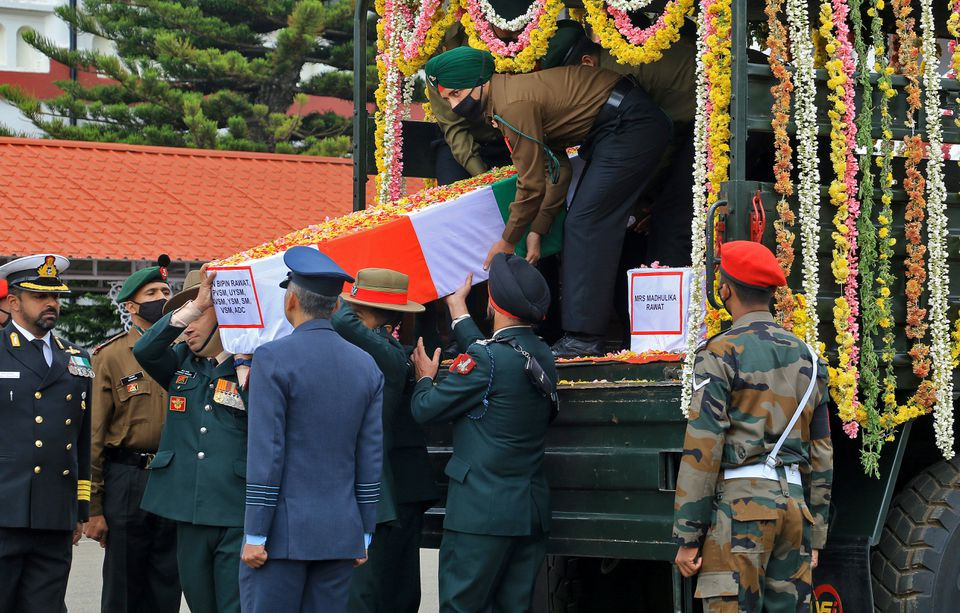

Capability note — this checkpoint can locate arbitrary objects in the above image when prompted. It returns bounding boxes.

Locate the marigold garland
[818,0,862,429]
[583,0,693,66]
[459,0,563,73]
[766,0,797,331]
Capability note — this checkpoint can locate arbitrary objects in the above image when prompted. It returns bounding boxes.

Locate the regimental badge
[213,378,245,411]
[159,267,168,281]
[169,396,186,412]
[450,353,476,375]
[351,284,359,296]
[176,374,189,385]
[126,383,140,394]
[37,255,58,278]
[9,332,19,348]
[68,356,95,378]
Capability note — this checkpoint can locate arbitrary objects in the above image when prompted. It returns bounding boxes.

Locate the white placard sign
[628,267,701,353]
[208,266,264,329]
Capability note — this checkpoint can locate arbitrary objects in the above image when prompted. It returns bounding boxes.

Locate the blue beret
[279,246,354,296]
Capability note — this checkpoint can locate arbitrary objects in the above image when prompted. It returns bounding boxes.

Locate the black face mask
[452,88,484,124]
[134,299,167,324]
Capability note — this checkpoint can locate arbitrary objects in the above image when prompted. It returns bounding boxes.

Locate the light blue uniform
[239,318,384,612]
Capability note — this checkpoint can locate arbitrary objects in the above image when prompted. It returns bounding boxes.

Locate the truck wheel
[871,457,960,612]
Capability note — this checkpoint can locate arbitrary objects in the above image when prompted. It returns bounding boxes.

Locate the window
[16,27,46,71]
[0,24,6,66]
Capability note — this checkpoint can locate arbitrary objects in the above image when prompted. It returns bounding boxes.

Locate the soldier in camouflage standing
[672,241,833,612]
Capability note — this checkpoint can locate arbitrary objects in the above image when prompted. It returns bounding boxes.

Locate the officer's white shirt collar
[493,325,531,338]
[10,319,53,366]
[451,316,531,339]
[10,319,51,347]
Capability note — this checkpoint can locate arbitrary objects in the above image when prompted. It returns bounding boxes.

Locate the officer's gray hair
[289,283,338,319]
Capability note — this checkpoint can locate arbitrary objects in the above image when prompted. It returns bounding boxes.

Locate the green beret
[425,47,495,90]
[541,20,586,69]
[116,256,171,303]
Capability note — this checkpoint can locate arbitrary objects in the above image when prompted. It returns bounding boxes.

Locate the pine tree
[0,0,378,156]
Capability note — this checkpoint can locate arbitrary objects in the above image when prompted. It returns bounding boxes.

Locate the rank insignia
[169,396,186,412]
[214,379,245,411]
[450,354,476,375]
[9,332,19,348]
[126,383,140,394]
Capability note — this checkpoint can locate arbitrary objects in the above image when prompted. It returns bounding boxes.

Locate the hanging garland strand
[918,0,955,460]
[850,0,878,443]
[787,0,822,350]
[818,0,862,428]
[583,0,693,66]
[765,0,798,332]
[679,7,712,419]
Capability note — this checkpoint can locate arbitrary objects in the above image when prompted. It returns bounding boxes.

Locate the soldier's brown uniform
[673,312,834,612]
[92,328,181,612]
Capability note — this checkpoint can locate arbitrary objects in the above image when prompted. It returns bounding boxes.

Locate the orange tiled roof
[0,137,368,262]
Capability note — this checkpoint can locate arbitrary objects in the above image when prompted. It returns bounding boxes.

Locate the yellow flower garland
[459,0,564,73]
[583,0,694,66]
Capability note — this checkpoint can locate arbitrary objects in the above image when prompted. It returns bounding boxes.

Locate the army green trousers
[438,528,547,613]
[175,523,242,613]
[695,478,814,613]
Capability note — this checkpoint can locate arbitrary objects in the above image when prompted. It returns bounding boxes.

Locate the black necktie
[31,339,49,368]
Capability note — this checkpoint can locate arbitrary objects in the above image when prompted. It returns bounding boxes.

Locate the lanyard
[493,114,560,184]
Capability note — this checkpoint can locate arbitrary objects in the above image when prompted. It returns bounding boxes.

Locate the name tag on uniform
[0,371,20,379]
[120,372,144,386]
[213,379,245,411]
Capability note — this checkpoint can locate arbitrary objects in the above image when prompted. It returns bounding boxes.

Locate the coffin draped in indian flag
[212,164,581,354]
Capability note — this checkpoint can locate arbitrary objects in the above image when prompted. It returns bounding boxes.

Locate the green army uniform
[673,312,834,612]
[133,311,248,613]
[336,304,439,613]
[412,317,556,613]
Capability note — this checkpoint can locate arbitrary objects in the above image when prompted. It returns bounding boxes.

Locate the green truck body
[352,0,960,609]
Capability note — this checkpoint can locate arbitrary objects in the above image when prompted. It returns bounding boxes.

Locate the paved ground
[66,539,441,612]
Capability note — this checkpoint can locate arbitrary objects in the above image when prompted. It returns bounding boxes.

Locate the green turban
[541,20,586,69]
[425,47,495,90]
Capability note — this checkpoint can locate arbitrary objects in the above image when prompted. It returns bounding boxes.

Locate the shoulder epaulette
[475,338,494,346]
[92,331,127,355]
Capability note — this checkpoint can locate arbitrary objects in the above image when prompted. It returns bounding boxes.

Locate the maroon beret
[720,241,787,289]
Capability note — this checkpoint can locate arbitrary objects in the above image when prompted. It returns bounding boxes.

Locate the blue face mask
[452,87,484,124]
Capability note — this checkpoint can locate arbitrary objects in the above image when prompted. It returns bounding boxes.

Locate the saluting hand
[193,263,218,312]
[411,337,440,382]
[242,544,268,569]
[674,545,702,578]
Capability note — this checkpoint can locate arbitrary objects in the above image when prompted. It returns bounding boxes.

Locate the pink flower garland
[387,0,445,62]
[608,4,677,45]
[462,0,546,56]
[832,0,862,379]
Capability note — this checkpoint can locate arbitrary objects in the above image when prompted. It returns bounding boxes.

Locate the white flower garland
[786,0,821,348]
[919,0,955,459]
[605,0,657,13]
[680,10,710,418]
[474,0,541,32]
[377,10,404,204]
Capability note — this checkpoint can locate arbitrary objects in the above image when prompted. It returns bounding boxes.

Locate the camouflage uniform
[673,312,833,612]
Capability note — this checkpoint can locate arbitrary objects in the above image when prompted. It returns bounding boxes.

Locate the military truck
[351,0,960,610]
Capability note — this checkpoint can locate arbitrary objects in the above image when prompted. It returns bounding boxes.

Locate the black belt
[104,447,157,469]
[591,77,637,133]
